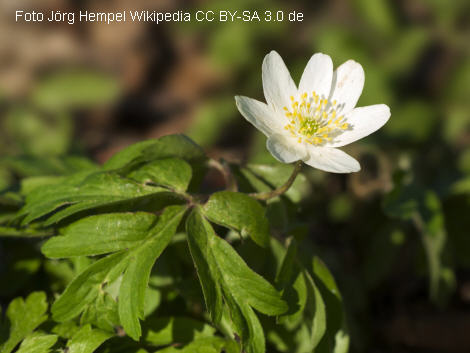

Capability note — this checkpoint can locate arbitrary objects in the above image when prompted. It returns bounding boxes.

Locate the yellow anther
[281,91,349,145]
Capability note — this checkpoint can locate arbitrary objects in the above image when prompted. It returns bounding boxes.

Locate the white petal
[328,104,391,147]
[235,96,283,137]
[266,134,307,163]
[329,60,364,114]
[262,51,297,112]
[303,146,360,173]
[298,53,333,99]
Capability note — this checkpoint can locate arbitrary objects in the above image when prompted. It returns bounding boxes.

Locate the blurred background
[1,0,470,352]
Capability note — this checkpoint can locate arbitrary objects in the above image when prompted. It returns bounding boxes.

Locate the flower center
[283,91,349,145]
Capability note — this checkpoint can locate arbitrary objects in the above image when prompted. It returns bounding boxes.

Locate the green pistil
[299,118,319,137]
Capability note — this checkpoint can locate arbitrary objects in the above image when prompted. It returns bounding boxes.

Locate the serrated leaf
[128,158,192,191]
[51,321,79,340]
[203,191,270,247]
[185,209,223,324]
[15,333,58,353]
[51,252,129,322]
[143,316,216,346]
[20,171,169,225]
[42,212,158,258]
[103,135,205,171]
[186,208,287,353]
[214,235,288,316]
[119,205,187,340]
[81,292,120,332]
[66,324,112,353]
[0,292,48,353]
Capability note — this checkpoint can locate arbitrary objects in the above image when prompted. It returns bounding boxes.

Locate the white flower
[235,51,391,173]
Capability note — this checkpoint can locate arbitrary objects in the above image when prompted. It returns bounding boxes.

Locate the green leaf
[186,208,287,353]
[103,135,206,171]
[1,155,97,179]
[128,158,192,191]
[20,171,170,225]
[119,205,187,340]
[214,235,287,316]
[66,324,112,353]
[102,140,160,170]
[51,321,79,340]
[185,209,223,324]
[42,212,158,258]
[0,292,48,353]
[51,252,129,322]
[203,191,270,247]
[275,239,308,328]
[50,205,186,338]
[311,257,349,353]
[143,317,216,346]
[80,292,120,332]
[304,270,327,349]
[31,69,120,112]
[0,226,53,238]
[15,333,58,353]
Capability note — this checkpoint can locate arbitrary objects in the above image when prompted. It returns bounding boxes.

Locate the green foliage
[2,1,469,352]
[203,191,270,247]
[66,325,112,353]
[15,333,58,353]
[186,207,287,353]
[384,172,455,304]
[0,292,48,353]
[0,135,334,353]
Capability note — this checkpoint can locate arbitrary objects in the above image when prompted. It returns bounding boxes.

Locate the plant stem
[412,212,440,303]
[208,158,238,192]
[249,161,303,201]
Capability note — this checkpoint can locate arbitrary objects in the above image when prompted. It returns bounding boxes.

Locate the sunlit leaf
[203,191,270,247]
[0,292,48,353]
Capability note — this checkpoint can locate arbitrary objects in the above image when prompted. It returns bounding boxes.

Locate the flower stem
[208,158,238,192]
[249,161,303,201]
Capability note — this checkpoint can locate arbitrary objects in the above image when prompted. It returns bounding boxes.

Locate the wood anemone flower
[236,51,391,173]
